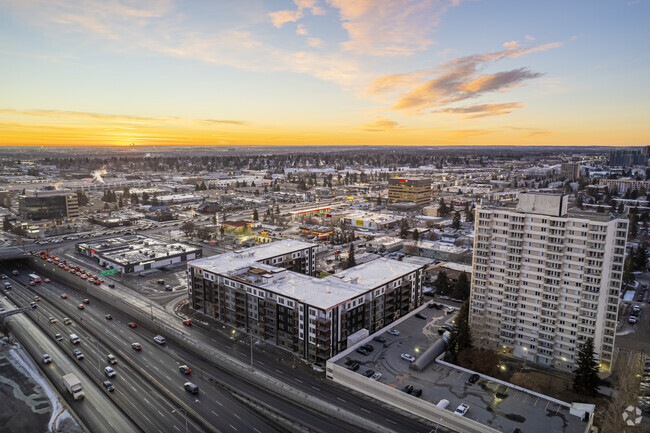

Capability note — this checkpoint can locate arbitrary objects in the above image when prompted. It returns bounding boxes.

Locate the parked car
[630,316,638,324]
[468,373,480,384]
[362,344,374,352]
[415,313,426,320]
[363,369,375,378]
[356,347,370,356]
[401,353,416,362]
[387,329,400,336]
[373,336,386,343]
[454,403,469,416]
[412,388,422,397]
[402,384,414,393]
[370,372,382,381]
[346,361,360,371]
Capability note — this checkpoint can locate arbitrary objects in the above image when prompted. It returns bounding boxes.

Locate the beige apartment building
[470,193,627,372]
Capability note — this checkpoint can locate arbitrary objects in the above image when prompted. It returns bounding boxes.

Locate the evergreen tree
[576,195,583,209]
[634,243,648,271]
[629,213,638,237]
[346,243,356,269]
[465,205,474,223]
[253,209,259,221]
[623,255,635,286]
[445,301,472,363]
[438,198,450,217]
[452,272,470,300]
[435,270,450,296]
[399,218,409,239]
[2,215,11,232]
[412,229,419,241]
[452,211,461,230]
[573,338,600,395]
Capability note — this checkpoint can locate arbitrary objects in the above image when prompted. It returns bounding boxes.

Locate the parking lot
[333,303,587,433]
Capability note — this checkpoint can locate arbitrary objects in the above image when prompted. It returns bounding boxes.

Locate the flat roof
[334,258,424,289]
[188,239,316,275]
[77,235,200,266]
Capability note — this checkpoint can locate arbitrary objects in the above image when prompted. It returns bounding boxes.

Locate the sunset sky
[1,0,648,147]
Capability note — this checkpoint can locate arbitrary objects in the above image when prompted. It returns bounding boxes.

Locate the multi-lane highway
[2,268,385,433]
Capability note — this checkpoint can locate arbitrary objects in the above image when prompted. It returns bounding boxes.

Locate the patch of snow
[9,343,62,432]
[623,290,636,301]
[616,328,635,336]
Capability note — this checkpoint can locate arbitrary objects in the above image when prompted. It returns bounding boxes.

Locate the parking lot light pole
[171,408,188,433]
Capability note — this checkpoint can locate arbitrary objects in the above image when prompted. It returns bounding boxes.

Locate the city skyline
[1,0,648,147]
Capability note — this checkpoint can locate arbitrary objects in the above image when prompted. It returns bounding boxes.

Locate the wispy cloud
[201,119,247,126]
[503,40,520,50]
[296,23,309,36]
[366,42,562,115]
[307,37,324,48]
[327,0,459,56]
[269,10,303,28]
[433,102,525,118]
[362,116,403,132]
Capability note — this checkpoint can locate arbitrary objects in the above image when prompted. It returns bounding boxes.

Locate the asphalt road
[3,268,368,433]
[0,296,140,433]
[8,254,438,433]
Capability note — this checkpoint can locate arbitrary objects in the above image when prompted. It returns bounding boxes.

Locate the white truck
[62,373,85,400]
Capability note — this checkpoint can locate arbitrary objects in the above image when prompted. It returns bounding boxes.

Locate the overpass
[0,246,31,261]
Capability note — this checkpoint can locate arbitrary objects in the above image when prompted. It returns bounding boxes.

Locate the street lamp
[171,408,188,433]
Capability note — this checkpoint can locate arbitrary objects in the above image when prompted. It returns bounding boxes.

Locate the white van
[436,399,450,409]
[69,334,80,344]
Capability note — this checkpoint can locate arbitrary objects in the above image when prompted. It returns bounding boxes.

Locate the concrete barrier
[327,361,502,433]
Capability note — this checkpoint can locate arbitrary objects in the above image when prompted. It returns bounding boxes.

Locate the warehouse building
[76,235,202,274]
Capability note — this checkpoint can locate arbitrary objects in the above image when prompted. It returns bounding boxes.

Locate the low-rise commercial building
[387,177,431,208]
[75,235,202,274]
[18,187,79,221]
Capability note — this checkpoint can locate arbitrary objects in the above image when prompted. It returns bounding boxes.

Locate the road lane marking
[215,400,223,406]
[211,411,219,417]
[253,429,261,433]
[274,369,283,374]
[311,386,320,391]
[385,419,397,425]
[256,361,264,365]
[361,408,371,413]
[336,397,346,403]
[174,426,180,431]
[229,424,238,431]
[233,413,241,420]
[294,378,303,383]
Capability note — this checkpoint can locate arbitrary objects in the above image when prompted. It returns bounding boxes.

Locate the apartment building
[387,177,432,207]
[187,240,424,362]
[470,193,627,373]
[598,178,650,194]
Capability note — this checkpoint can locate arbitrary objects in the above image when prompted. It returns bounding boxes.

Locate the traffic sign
[100,269,118,276]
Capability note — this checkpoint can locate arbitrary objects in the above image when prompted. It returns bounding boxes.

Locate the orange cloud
[433,102,525,118]
[327,0,457,56]
[269,10,303,28]
[362,116,403,132]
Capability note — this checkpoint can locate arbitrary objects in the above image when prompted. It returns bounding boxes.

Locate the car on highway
[184,382,199,394]
[153,335,166,345]
[77,304,85,310]
[61,294,68,299]
[0,274,6,279]
[104,366,116,378]
[128,322,137,328]
[108,283,115,288]
[73,350,84,360]
[179,365,191,374]
[132,343,142,351]
[29,281,35,286]
[82,298,90,304]
[42,354,51,364]
[401,353,416,362]
[63,318,72,325]
[387,329,400,336]
[49,316,57,323]
[30,302,37,308]
[183,320,192,326]
[468,373,480,384]
[454,403,469,416]
[105,314,113,320]
[103,381,114,392]
[55,333,63,341]
[44,278,50,283]
[33,296,41,302]
[107,354,117,365]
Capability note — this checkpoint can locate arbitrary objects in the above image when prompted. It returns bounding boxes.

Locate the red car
[61,294,68,299]
[105,314,113,320]
[128,322,137,328]
[183,320,192,326]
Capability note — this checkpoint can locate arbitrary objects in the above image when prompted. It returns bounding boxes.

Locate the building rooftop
[334,258,423,289]
[188,239,316,275]
[77,235,200,266]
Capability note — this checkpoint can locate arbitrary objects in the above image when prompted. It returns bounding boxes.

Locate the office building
[387,177,431,207]
[470,193,627,372]
[187,240,424,362]
[608,149,646,166]
[18,187,79,221]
